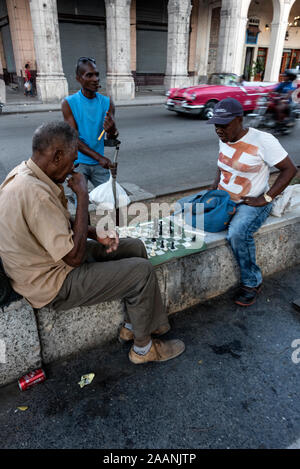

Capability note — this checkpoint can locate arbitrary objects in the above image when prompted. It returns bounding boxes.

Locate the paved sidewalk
[1,263,300,449]
[1,89,166,115]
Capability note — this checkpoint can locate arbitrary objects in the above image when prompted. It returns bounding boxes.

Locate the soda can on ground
[18,368,46,391]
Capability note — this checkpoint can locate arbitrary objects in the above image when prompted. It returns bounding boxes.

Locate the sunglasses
[77,57,96,64]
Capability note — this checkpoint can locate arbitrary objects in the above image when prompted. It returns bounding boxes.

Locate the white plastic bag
[89,173,131,211]
[271,184,300,217]
[24,81,32,91]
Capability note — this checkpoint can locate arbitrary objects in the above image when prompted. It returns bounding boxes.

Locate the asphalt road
[1,264,300,450]
[1,106,300,196]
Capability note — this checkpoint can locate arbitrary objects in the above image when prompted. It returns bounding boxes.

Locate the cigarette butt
[98,129,105,141]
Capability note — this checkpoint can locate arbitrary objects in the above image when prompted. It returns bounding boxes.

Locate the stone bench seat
[1,207,300,387]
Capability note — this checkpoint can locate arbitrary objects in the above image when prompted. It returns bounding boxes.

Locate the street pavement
[0,263,300,449]
[1,106,300,196]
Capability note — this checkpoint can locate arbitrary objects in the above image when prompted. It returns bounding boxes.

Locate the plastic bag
[89,173,131,210]
[24,81,32,91]
[271,184,300,217]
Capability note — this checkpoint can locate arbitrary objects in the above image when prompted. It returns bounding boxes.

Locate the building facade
[0,0,299,104]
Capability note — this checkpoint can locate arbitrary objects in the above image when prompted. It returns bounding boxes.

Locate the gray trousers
[48,238,168,341]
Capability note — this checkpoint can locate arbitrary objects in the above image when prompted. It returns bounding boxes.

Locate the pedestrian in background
[24,63,33,97]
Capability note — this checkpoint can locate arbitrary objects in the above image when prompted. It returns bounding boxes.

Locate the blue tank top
[66,90,110,165]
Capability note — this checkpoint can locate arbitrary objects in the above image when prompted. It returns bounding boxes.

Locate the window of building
[246,18,260,45]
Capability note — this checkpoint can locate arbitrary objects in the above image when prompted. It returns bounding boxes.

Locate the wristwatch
[263,192,273,203]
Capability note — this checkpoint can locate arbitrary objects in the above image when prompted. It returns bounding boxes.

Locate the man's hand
[242,195,268,207]
[97,229,119,253]
[103,111,117,136]
[99,155,113,170]
[66,172,88,196]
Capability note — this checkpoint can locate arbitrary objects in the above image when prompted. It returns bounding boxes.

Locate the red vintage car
[165,73,276,119]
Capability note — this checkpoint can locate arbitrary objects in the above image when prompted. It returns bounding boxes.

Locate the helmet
[284,69,297,81]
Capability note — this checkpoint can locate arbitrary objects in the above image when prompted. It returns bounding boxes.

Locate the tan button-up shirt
[0,159,74,308]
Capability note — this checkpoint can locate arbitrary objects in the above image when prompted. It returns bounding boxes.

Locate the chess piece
[169,221,174,236]
[150,248,156,257]
[160,239,164,249]
[159,221,163,236]
[171,240,175,250]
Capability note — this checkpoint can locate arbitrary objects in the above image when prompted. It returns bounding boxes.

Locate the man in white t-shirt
[207,98,297,306]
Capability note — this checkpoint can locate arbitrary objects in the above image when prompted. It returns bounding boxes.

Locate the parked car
[165,73,276,119]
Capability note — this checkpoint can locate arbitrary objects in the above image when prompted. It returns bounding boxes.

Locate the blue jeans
[227,202,272,288]
[77,163,110,187]
[74,163,110,207]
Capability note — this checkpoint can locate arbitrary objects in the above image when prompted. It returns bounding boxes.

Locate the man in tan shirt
[0,121,184,364]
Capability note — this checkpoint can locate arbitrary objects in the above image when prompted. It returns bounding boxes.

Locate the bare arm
[267,156,297,199]
[103,98,119,138]
[61,99,112,169]
[243,156,297,206]
[62,172,89,268]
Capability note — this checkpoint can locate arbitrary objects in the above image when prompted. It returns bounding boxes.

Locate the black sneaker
[234,284,262,307]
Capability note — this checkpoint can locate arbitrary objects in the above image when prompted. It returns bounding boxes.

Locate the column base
[106,73,135,101]
[164,74,191,91]
[0,79,6,104]
[36,74,69,103]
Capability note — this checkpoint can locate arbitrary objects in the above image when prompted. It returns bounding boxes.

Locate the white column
[29,0,68,103]
[164,0,192,90]
[105,0,135,101]
[264,0,292,82]
[216,0,248,75]
[0,54,5,104]
[194,0,211,82]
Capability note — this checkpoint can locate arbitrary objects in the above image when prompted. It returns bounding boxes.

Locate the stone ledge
[1,208,300,387]
[0,299,41,387]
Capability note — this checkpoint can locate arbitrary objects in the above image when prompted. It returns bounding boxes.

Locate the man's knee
[121,238,147,259]
[227,225,247,246]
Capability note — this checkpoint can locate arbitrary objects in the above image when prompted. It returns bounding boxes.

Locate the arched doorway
[244,0,274,81]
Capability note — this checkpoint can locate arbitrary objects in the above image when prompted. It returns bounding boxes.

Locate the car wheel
[202,100,218,120]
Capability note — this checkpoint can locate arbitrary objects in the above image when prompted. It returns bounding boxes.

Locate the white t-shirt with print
[217,127,288,202]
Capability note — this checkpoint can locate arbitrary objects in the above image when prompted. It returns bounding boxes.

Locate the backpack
[175,189,237,232]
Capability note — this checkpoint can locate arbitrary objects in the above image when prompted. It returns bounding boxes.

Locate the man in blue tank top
[62,57,119,188]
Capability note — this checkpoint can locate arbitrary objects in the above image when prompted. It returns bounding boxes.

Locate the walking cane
[104,137,121,228]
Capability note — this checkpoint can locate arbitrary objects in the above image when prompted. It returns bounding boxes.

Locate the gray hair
[32,121,78,154]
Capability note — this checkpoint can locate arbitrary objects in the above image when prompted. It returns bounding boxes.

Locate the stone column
[194,0,211,82]
[105,0,135,101]
[164,0,192,90]
[6,0,35,84]
[29,0,68,103]
[264,0,292,82]
[216,0,248,76]
[0,53,5,104]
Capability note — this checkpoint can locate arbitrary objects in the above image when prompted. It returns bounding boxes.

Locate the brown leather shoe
[129,338,185,364]
[119,323,171,343]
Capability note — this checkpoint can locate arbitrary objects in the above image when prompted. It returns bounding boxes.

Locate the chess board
[118,218,206,266]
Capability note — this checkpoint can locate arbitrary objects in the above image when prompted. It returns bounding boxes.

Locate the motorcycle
[245,91,300,135]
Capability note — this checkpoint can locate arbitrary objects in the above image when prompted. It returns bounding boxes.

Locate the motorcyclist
[273,70,297,128]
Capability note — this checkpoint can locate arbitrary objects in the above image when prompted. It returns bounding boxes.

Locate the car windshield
[208,74,238,86]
